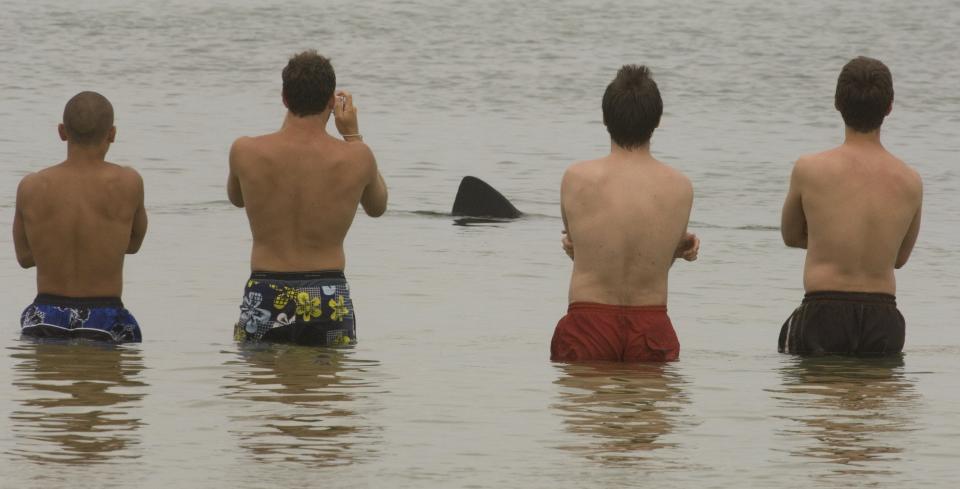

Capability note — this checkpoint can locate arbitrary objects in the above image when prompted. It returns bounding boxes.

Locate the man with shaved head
[13,91,147,343]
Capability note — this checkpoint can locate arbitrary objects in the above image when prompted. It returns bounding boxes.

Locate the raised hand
[334,89,360,139]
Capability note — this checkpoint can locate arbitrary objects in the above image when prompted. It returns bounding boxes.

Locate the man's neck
[64,143,109,165]
[281,110,332,134]
[609,141,653,159]
[843,126,883,147]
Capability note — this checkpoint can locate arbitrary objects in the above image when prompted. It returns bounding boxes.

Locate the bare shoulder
[794,151,827,170]
[230,135,253,150]
[338,140,377,180]
[104,161,142,181]
[561,161,589,200]
[895,157,923,196]
[789,152,830,183]
[103,163,145,198]
[675,169,694,201]
[18,170,40,187]
[342,139,375,165]
[660,161,693,192]
[18,165,63,195]
[229,135,259,164]
[907,165,923,189]
[232,134,270,149]
[16,171,42,200]
[562,159,601,187]
[230,134,278,167]
[891,153,922,182]
[123,165,144,190]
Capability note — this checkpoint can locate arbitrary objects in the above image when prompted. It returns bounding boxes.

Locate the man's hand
[334,90,360,139]
[561,230,574,260]
[674,232,699,262]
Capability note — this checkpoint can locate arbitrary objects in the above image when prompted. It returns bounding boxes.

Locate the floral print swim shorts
[234,271,356,346]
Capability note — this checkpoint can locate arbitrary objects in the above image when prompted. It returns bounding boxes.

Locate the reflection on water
[770,356,918,478]
[221,344,382,466]
[7,339,146,465]
[551,362,689,465]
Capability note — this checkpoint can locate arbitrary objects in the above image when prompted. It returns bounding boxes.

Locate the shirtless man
[228,50,387,346]
[13,91,147,343]
[551,65,699,362]
[779,56,922,356]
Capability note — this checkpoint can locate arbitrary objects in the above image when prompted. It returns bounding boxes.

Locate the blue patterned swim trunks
[234,271,356,346]
[20,294,142,343]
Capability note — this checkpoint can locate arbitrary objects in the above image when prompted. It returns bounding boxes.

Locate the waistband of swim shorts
[803,290,896,305]
[34,294,124,308]
[568,302,667,314]
[250,270,345,281]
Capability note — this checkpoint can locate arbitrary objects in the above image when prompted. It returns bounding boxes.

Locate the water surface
[1,0,958,487]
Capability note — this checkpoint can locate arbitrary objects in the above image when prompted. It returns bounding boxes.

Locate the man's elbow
[228,190,244,208]
[895,256,909,269]
[787,240,808,250]
[363,190,388,218]
[365,202,387,218]
[227,178,245,208]
[782,233,807,249]
[126,236,145,254]
[17,254,35,269]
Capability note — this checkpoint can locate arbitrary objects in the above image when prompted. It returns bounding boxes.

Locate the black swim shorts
[778,291,905,356]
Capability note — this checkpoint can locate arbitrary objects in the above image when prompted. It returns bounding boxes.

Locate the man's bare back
[228,91,387,272]
[13,94,146,299]
[551,65,697,363]
[562,149,695,306]
[782,138,922,295]
[14,91,146,343]
[15,162,145,297]
[229,52,385,346]
[778,56,920,356]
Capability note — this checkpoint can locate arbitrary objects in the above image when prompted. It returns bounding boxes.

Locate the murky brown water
[1,0,958,487]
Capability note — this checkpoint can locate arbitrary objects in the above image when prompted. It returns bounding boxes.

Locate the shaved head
[62,91,114,145]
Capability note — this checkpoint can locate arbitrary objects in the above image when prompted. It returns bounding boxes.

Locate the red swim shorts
[550,302,680,362]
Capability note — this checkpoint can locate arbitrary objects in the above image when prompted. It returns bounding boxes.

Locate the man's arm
[895,181,923,269]
[13,177,34,268]
[360,148,387,217]
[673,181,698,262]
[227,138,245,208]
[560,166,577,260]
[781,160,808,249]
[334,89,386,217]
[127,170,148,254]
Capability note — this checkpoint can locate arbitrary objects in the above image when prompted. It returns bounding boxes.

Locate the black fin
[451,176,522,218]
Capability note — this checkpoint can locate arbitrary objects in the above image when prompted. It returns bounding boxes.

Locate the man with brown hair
[779,56,922,356]
[551,65,699,363]
[14,91,147,343]
[228,50,387,346]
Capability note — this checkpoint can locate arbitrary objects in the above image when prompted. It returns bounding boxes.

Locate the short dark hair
[63,91,114,145]
[602,65,663,149]
[835,56,893,133]
[282,50,336,117]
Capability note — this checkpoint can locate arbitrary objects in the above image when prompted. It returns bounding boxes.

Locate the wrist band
[342,134,363,141]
